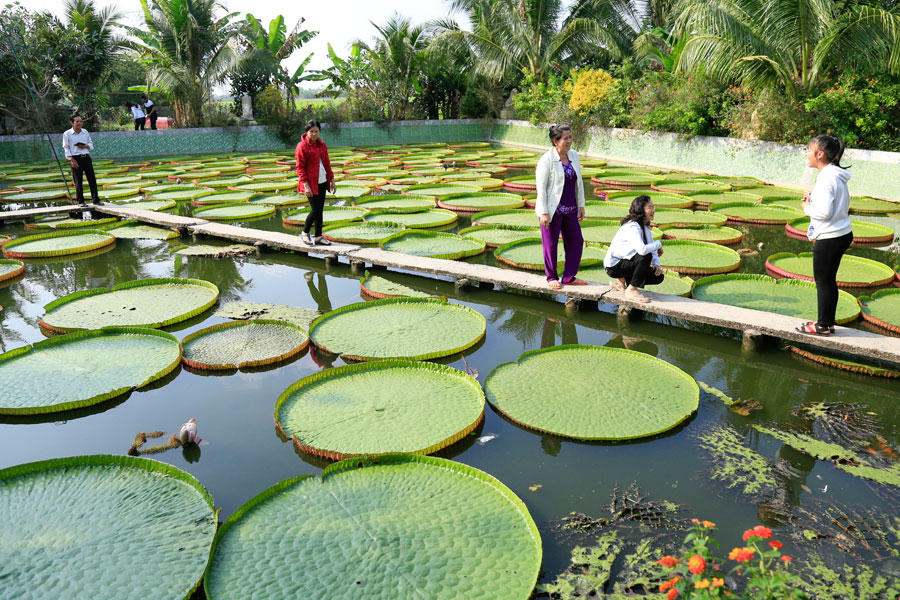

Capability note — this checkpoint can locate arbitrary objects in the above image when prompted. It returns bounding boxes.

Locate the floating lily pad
[214,302,320,327]
[860,288,900,333]
[147,188,215,201]
[113,199,176,211]
[0,189,69,202]
[404,183,482,198]
[787,345,900,378]
[205,176,253,189]
[276,361,483,459]
[485,345,698,440]
[283,205,367,226]
[437,192,525,212]
[605,191,692,209]
[698,176,764,189]
[652,181,729,194]
[1,229,115,258]
[193,203,275,221]
[0,455,216,598]
[578,264,694,296]
[0,258,25,283]
[246,193,308,206]
[353,194,436,212]
[26,216,118,230]
[494,239,604,271]
[322,221,405,244]
[41,278,219,333]
[660,225,743,245]
[191,191,255,205]
[687,191,763,207]
[309,298,485,361]
[501,175,540,191]
[786,218,895,245]
[739,186,804,201]
[364,208,458,228]
[709,202,803,224]
[581,220,663,245]
[692,274,860,323]
[471,209,539,227]
[360,272,434,299]
[440,171,489,180]
[102,221,180,240]
[230,180,297,192]
[652,208,728,227]
[182,319,308,370]
[766,252,896,288]
[205,454,541,599]
[138,183,196,194]
[458,224,541,247]
[597,174,664,187]
[380,230,485,259]
[173,244,256,257]
[658,240,741,274]
[583,201,631,220]
[849,196,900,215]
[0,328,182,415]
[328,185,371,198]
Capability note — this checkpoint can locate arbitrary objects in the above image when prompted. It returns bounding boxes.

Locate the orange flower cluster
[657,555,680,568]
[712,577,724,587]
[691,518,716,528]
[768,540,783,549]
[742,525,772,540]
[728,547,755,562]
[688,554,706,575]
[695,579,710,589]
[660,576,681,592]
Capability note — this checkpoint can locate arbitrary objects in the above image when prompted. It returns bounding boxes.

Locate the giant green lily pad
[0,258,25,283]
[26,216,118,231]
[660,225,743,245]
[182,319,308,370]
[581,220,663,245]
[214,302,320,327]
[494,239,604,271]
[172,244,256,257]
[192,203,275,221]
[283,206,367,226]
[404,183,482,198]
[380,230,484,259]
[1,229,115,258]
[583,201,631,220]
[113,199,176,212]
[786,218,895,245]
[191,191,255,205]
[204,176,253,189]
[354,194,436,212]
[360,272,434,299]
[41,278,219,333]
[322,221,405,244]
[652,181,729,194]
[485,345,698,440]
[577,264,694,296]
[364,208,458,229]
[860,288,900,333]
[230,180,297,192]
[0,455,216,596]
[309,298,485,361]
[275,361,484,459]
[605,191,692,209]
[737,186,804,202]
[102,221,180,240]
[0,328,182,415]
[458,224,541,247]
[652,208,728,227]
[147,187,215,201]
[437,192,525,212]
[709,202,803,224]
[687,191,763,207]
[1,189,69,202]
[471,209,539,227]
[787,345,900,378]
[658,240,740,274]
[693,274,860,324]
[766,252,896,288]
[849,196,900,215]
[205,454,541,599]
[328,185,371,198]
[246,193,308,206]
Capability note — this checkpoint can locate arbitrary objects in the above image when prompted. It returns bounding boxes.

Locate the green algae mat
[309,298,485,361]
[0,328,182,415]
[658,240,741,275]
[786,217,895,245]
[182,319,308,370]
[380,230,485,259]
[437,192,525,212]
[354,194,436,211]
[692,274,860,324]
[660,225,743,245]
[322,222,405,244]
[364,208,458,229]
[204,455,541,599]
[1,230,115,258]
[0,258,24,283]
[860,288,900,333]
[577,265,694,296]
[283,206,367,226]
[192,203,275,221]
[484,345,698,440]
[471,209,539,227]
[604,191,692,209]
[41,278,219,333]
[458,224,541,247]
[710,201,803,224]
[275,361,484,459]
[765,252,896,288]
[0,455,216,598]
[581,220,663,245]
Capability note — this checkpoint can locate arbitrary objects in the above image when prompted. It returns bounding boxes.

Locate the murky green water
[2,170,899,594]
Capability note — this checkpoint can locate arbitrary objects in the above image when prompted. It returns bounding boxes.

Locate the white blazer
[534,148,586,221]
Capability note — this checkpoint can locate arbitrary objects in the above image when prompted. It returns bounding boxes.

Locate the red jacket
[295,134,334,195]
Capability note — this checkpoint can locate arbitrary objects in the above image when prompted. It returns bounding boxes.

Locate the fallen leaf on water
[529,484,542,492]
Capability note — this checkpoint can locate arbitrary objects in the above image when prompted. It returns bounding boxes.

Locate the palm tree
[130,0,242,126]
[671,0,900,91]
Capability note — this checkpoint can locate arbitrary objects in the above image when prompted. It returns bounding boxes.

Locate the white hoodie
[804,163,852,241]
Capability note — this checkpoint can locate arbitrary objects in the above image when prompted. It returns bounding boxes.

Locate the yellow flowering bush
[568,68,615,114]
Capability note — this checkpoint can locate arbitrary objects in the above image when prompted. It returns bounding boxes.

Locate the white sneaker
[300,232,312,244]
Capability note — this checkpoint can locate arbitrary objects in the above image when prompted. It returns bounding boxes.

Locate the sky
[25,0,464,90]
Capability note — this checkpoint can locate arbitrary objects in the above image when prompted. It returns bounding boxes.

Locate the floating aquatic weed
[696,425,780,499]
[793,401,883,451]
[797,554,900,600]
[789,504,900,559]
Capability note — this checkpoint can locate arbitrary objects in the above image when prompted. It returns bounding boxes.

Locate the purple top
[557,161,578,215]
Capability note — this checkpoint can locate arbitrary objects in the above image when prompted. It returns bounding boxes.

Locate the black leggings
[134,117,146,130]
[303,188,327,236]
[813,232,853,328]
[605,252,665,289]
[71,154,98,203]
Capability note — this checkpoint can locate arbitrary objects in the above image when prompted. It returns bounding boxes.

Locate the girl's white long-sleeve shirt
[603,220,661,268]
[804,163,852,241]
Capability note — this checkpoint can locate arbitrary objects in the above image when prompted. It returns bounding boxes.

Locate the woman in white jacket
[797,134,853,335]
[603,195,664,302]
[534,124,587,289]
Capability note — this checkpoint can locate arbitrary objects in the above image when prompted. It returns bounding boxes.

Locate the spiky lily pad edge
[274,360,485,460]
[859,288,900,334]
[181,319,309,370]
[765,252,896,289]
[0,258,25,282]
[786,345,900,378]
[40,277,220,333]
[0,327,182,415]
[1,229,116,258]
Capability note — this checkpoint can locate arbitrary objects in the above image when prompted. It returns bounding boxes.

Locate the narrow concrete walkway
[1,203,897,365]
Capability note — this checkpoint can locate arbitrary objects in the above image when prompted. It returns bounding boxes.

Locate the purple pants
[541,211,583,282]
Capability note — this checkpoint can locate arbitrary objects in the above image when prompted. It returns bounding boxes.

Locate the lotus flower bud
[179,418,199,444]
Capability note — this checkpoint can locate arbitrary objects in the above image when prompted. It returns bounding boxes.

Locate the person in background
[126,101,146,130]
[141,94,158,130]
[62,114,100,206]
[295,120,336,245]
[534,124,588,290]
[603,195,665,303]
[796,134,853,335]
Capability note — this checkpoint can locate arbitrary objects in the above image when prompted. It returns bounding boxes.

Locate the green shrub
[513,70,571,124]
[626,73,731,138]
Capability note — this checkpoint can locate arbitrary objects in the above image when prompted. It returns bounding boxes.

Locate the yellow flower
[695,579,710,589]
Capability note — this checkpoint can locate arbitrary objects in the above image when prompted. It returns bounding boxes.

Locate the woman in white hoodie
[603,195,664,303]
[797,134,853,335]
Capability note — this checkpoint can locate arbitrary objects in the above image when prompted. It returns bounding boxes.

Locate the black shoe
[93,200,103,205]
[315,237,332,246]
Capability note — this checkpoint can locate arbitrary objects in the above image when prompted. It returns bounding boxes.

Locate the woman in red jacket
[295,120,336,245]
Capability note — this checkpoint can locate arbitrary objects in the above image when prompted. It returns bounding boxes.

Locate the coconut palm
[671,0,900,91]
[130,0,242,126]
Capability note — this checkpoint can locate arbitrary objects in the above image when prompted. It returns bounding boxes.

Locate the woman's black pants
[813,232,853,328]
[148,113,158,130]
[605,252,664,289]
[134,117,146,130]
[71,154,98,204]
[303,188,327,237]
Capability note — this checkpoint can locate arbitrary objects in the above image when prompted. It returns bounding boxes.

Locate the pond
[1,148,899,597]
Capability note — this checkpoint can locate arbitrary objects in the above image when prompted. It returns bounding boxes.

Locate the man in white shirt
[141,95,157,130]
[61,114,100,206]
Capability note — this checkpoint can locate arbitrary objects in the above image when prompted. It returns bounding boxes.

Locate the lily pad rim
[181,319,309,370]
